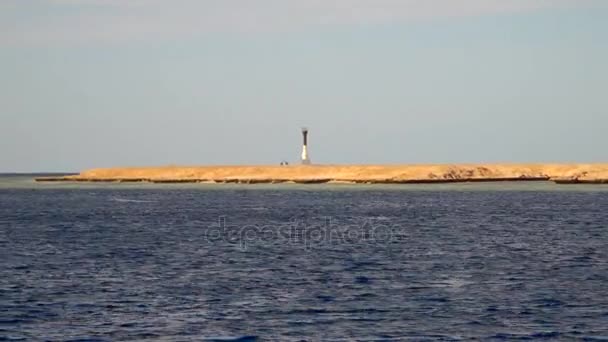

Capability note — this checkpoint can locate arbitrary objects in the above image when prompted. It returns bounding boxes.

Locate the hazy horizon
[2,0,607,172]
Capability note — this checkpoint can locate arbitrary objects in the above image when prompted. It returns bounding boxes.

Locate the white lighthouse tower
[301,127,311,165]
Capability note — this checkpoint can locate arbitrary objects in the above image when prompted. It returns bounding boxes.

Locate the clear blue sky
[1,0,607,172]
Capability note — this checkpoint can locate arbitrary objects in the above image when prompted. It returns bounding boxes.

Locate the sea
[1,174,608,341]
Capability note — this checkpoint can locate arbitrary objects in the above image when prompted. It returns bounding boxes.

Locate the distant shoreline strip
[33,164,608,185]
[35,176,608,185]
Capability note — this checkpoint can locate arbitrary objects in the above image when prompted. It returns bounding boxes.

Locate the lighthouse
[301,127,311,165]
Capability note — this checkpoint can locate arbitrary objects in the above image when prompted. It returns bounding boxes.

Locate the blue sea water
[1,176,608,340]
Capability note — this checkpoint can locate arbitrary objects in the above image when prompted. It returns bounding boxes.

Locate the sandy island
[35,164,608,184]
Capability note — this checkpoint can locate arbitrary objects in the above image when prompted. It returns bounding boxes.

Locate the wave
[110,197,155,203]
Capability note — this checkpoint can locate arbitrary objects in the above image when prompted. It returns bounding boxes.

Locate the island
[35,164,608,184]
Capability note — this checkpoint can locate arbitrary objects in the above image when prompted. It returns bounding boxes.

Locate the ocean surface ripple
[1,181,608,340]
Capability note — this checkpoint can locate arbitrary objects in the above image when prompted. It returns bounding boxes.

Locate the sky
[1,0,607,172]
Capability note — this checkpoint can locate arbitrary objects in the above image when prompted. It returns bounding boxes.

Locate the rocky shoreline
[34,164,608,185]
[35,176,552,184]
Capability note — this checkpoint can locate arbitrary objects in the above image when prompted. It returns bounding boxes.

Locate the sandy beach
[36,164,608,184]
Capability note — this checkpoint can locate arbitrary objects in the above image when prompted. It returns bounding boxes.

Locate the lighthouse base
[301,145,311,165]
